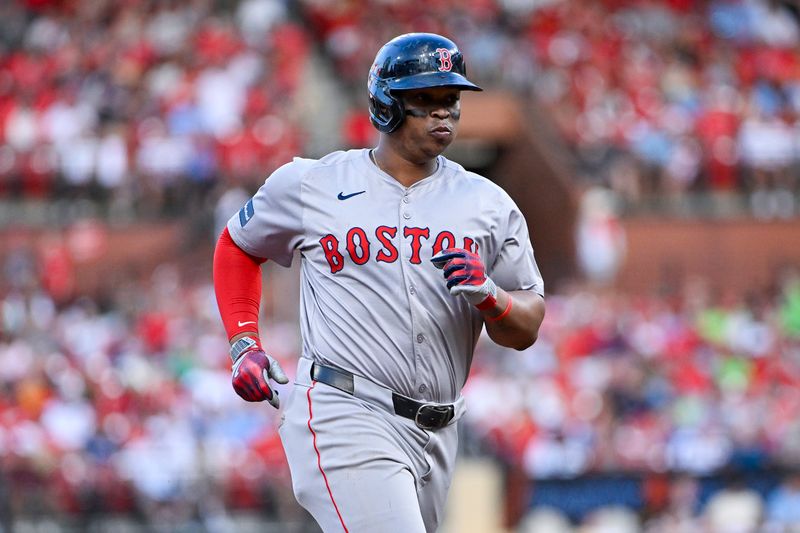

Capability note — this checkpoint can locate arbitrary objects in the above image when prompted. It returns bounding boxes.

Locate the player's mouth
[429,124,453,140]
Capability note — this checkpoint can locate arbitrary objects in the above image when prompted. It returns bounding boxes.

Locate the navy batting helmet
[368,33,482,133]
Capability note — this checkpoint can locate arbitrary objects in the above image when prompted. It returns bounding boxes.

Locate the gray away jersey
[228,148,544,403]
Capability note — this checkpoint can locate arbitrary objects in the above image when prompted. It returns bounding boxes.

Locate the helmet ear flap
[368,80,405,133]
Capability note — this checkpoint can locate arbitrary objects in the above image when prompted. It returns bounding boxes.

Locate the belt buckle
[414,403,454,430]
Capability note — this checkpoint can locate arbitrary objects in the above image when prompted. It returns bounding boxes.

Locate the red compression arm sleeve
[213,227,267,342]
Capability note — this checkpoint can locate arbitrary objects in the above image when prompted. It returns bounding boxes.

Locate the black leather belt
[311,362,455,430]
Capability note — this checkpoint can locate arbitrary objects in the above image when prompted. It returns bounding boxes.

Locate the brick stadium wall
[459,91,580,287]
[616,218,800,294]
[0,222,186,296]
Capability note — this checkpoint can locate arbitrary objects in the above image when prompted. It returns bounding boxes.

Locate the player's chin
[425,130,456,153]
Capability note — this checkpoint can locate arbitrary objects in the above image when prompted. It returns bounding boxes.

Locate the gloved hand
[230,337,289,407]
[431,248,497,307]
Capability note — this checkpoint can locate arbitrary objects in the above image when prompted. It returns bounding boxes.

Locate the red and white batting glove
[229,336,289,407]
[431,248,498,309]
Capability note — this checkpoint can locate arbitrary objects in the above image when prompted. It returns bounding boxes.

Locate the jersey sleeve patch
[238,198,255,227]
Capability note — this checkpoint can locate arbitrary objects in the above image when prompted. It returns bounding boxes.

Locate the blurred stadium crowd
[470,271,800,530]
[469,271,800,478]
[3,242,800,530]
[0,0,306,216]
[3,0,800,531]
[306,0,800,215]
[1,0,800,216]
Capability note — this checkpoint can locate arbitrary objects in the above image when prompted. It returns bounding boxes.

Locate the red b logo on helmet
[436,48,453,72]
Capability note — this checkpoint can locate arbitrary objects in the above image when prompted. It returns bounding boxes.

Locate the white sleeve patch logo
[238,199,255,227]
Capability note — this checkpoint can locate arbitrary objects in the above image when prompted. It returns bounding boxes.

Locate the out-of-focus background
[1,0,800,531]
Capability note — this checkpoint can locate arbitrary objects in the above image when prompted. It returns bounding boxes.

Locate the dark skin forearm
[481,289,545,350]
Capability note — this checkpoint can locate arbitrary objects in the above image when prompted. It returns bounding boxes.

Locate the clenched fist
[431,248,497,308]
[230,337,289,407]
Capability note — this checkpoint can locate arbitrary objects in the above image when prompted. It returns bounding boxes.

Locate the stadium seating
[3,0,800,530]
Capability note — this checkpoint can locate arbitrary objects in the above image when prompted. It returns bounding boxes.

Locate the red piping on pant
[307,381,349,532]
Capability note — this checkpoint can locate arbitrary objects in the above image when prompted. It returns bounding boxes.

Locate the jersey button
[402,212,411,220]
[418,384,427,393]
[409,286,416,295]
[416,333,425,343]
[402,196,409,204]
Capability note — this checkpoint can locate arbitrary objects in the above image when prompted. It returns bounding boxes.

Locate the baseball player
[213,33,546,532]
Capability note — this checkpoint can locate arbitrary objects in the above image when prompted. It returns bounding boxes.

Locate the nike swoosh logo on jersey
[238,320,257,327]
[337,190,366,200]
